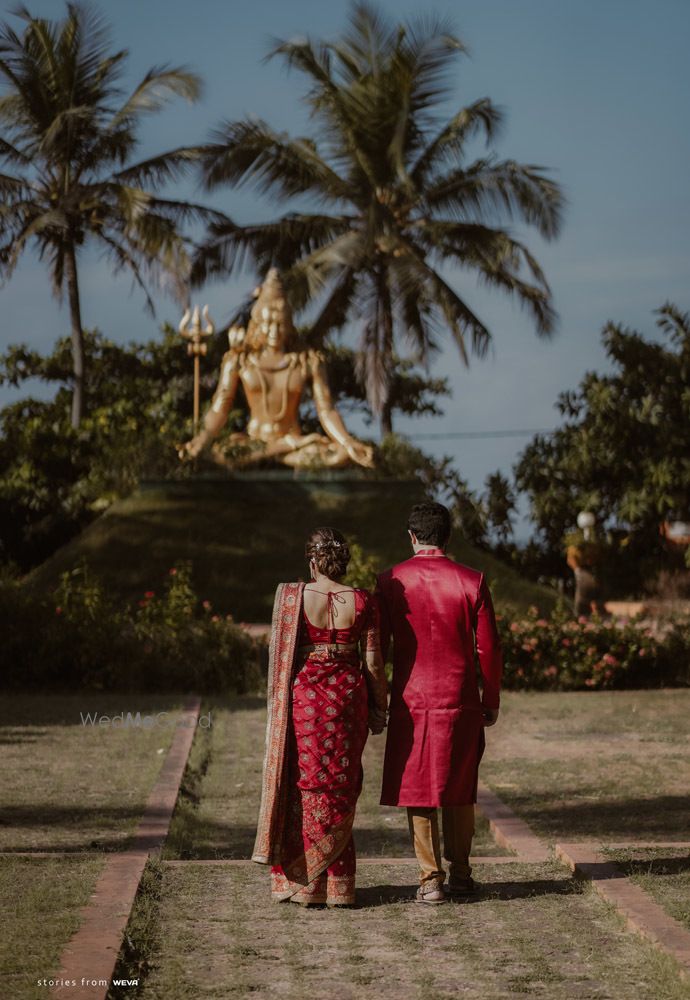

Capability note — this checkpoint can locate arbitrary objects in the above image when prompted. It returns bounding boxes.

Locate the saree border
[252,581,304,865]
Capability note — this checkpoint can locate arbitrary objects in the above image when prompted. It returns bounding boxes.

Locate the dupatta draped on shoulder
[252,581,304,865]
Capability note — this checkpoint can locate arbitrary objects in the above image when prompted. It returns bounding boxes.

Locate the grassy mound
[25,477,556,620]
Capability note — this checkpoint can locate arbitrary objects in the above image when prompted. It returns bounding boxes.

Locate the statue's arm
[309,352,373,466]
[181,352,240,458]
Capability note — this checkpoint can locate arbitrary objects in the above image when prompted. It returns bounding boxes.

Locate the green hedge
[497,603,689,690]
[3,569,688,693]
[1,563,262,693]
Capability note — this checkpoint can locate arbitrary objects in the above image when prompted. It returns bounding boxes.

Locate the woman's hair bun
[305,527,350,580]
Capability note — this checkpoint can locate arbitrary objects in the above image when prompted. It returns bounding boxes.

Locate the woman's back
[300,585,370,644]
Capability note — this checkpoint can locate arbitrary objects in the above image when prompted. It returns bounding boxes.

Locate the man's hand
[368,706,387,735]
[482,707,500,727]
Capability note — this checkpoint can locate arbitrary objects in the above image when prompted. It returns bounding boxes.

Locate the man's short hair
[407,502,451,547]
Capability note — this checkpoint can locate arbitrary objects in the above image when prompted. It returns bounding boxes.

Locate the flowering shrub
[497,602,689,691]
[1,562,261,693]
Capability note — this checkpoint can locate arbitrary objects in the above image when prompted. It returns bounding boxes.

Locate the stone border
[50,696,201,1000]
[163,855,520,868]
[556,842,690,979]
[476,782,550,862]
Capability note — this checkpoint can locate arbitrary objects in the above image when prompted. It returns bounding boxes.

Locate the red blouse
[298,588,380,650]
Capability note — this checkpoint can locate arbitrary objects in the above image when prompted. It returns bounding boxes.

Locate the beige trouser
[406,805,475,885]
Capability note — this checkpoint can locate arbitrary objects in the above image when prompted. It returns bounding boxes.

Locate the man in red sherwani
[375,501,503,904]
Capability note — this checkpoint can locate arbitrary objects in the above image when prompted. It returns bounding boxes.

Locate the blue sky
[2,0,689,537]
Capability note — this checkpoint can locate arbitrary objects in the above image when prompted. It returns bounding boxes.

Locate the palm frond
[200,118,350,201]
[425,157,565,240]
[110,65,201,126]
[411,98,504,183]
[113,146,206,187]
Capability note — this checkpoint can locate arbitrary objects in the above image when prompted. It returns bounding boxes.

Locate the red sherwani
[377,548,503,807]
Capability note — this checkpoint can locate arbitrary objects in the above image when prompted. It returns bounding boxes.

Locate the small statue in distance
[179,269,374,469]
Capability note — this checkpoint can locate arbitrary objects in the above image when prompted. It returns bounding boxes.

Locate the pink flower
[169,568,177,576]
[144,591,155,599]
[585,678,596,687]
[55,606,63,615]
[561,638,571,647]
[639,647,648,657]
[586,646,597,656]
[578,615,589,625]
[602,653,619,666]
[211,614,220,622]
[604,669,613,680]
[537,619,548,627]
[516,667,525,678]
[510,622,521,633]
[202,600,212,610]
[545,665,558,677]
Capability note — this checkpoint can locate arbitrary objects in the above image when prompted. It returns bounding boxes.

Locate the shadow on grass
[0,803,176,853]
[620,857,690,877]
[509,793,690,840]
[356,875,580,908]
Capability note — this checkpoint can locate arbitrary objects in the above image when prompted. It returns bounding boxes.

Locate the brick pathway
[50,697,201,1000]
[556,842,690,979]
[23,694,687,996]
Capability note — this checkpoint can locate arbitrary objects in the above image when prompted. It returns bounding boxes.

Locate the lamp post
[577,510,596,541]
[566,510,602,617]
[179,305,215,435]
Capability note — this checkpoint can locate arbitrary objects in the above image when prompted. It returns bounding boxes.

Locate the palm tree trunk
[378,263,394,439]
[380,401,393,438]
[64,242,85,428]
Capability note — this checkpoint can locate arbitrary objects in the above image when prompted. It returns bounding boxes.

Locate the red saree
[252,581,378,905]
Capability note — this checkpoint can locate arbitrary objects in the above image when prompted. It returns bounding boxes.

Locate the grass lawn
[133,860,689,1000]
[162,696,506,862]
[604,847,690,932]
[481,690,690,844]
[0,855,106,1000]
[24,479,556,620]
[0,694,187,852]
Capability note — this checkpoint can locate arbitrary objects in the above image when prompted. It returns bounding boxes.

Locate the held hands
[482,707,500,727]
[368,706,387,735]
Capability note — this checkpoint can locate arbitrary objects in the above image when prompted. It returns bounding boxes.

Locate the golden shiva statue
[178,269,374,468]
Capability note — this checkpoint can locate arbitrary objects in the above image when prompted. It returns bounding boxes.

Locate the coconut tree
[0,3,218,427]
[193,2,565,435]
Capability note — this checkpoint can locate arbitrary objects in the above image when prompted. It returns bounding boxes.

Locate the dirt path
[138,861,688,1000]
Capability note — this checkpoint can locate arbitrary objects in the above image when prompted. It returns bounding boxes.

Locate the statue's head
[239,268,295,352]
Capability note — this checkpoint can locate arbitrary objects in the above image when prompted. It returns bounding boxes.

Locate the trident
[179,305,215,434]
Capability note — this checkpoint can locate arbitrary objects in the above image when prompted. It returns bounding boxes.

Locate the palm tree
[193,2,566,436]
[0,3,218,427]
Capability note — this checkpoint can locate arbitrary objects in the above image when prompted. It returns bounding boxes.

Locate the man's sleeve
[475,573,503,710]
[374,572,393,663]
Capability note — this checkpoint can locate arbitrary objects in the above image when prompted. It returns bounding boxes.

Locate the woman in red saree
[253,527,388,906]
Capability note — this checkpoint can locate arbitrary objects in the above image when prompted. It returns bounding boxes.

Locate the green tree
[0,3,216,427]
[515,302,690,573]
[484,470,517,545]
[193,2,565,435]
[0,325,198,568]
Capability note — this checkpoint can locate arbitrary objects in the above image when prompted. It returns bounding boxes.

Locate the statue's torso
[238,352,306,442]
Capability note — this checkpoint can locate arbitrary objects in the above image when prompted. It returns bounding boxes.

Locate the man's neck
[411,542,445,554]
